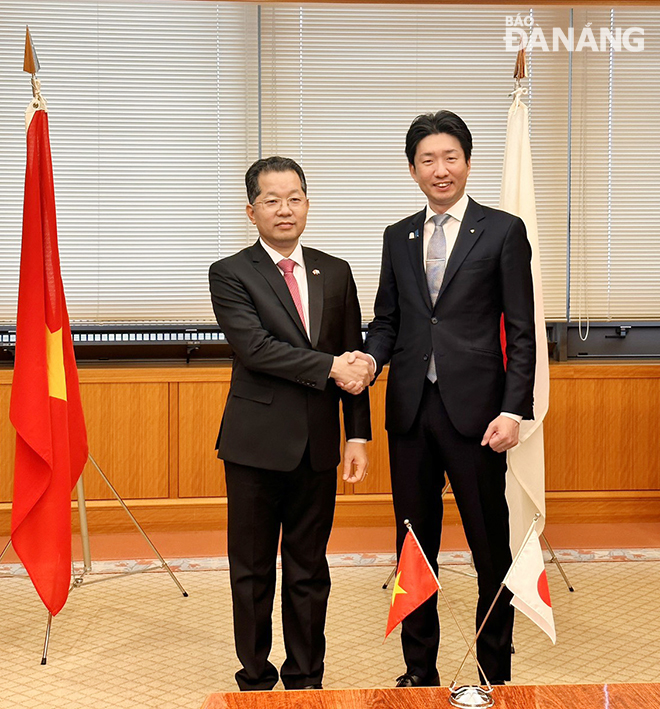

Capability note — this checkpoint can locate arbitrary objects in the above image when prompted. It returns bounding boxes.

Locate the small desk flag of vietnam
[385,526,440,638]
[504,526,556,644]
[10,53,88,617]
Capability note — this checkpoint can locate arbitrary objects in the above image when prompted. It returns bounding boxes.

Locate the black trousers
[224,450,337,691]
[388,379,514,684]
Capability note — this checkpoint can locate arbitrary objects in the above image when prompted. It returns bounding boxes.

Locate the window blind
[0,0,258,324]
[259,4,570,321]
[569,7,660,324]
[2,3,659,328]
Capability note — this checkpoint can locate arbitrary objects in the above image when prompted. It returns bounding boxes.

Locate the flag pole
[506,44,574,596]
[403,520,492,691]
[21,26,59,665]
[16,28,187,665]
[449,513,540,691]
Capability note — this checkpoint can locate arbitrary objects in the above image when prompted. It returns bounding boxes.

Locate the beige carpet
[1,560,659,708]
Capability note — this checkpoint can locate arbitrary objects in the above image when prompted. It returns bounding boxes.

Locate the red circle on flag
[537,570,552,607]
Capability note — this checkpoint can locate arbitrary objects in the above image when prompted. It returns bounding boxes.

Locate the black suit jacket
[364,197,535,439]
[209,240,371,472]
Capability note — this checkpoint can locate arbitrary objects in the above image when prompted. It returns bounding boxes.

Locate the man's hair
[405,110,473,166]
[245,156,307,204]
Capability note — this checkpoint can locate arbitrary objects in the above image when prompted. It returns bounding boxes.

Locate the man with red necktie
[209,156,372,692]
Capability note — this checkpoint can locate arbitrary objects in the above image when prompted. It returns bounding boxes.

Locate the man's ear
[408,162,418,184]
[246,203,256,224]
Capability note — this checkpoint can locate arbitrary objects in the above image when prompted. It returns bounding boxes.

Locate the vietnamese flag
[385,530,439,638]
[10,107,88,616]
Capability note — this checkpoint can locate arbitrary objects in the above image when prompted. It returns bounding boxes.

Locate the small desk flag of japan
[385,529,439,638]
[504,527,556,644]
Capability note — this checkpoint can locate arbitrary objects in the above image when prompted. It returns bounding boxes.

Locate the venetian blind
[569,7,660,324]
[259,4,571,321]
[0,0,258,324]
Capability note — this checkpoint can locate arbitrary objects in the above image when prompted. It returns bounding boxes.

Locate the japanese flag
[504,528,556,644]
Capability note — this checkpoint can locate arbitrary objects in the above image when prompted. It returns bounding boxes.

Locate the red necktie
[278,258,307,331]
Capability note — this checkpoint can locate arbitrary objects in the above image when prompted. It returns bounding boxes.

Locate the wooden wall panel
[2,362,660,531]
[0,385,14,503]
[77,382,170,500]
[178,381,230,498]
[344,377,391,495]
[544,372,660,492]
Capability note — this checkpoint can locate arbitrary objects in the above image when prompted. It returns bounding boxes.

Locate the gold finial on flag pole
[513,45,527,84]
[509,44,527,108]
[24,25,41,77]
[23,26,47,129]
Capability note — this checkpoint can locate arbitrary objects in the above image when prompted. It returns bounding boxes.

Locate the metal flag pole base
[449,685,494,708]
[540,532,574,592]
[382,556,477,589]
[72,454,188,597]
[0,538,12,566]
[38,454,189,665]
[41,612,52,665]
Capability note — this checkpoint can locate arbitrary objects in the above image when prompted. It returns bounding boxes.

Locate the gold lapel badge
[312,269,320,275]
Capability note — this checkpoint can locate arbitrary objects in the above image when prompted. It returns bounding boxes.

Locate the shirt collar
[424,192,470,225]
[260,238,305,269]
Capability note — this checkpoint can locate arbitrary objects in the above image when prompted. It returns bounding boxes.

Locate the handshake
[330,351,376,395]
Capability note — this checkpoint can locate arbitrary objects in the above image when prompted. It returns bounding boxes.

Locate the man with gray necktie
[352,111,536,686]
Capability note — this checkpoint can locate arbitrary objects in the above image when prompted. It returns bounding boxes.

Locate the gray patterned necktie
[426,213,451,304]
[426,213,450,382]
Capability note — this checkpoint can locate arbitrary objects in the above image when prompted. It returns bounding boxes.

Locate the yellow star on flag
[391,571,408,606]
[45,325,67,401]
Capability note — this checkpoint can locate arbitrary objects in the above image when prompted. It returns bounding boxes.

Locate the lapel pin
[409,232,415,240]
[312,269,320,275]
[470,228,475,233]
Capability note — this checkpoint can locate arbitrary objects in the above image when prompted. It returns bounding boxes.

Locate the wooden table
[202,684,660,709]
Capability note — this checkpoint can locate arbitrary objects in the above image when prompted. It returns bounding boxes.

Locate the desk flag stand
[448,516,547,708]
[396,521,494,708]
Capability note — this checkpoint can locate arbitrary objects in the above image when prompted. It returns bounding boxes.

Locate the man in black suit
[209,156,372,692]
[353,111,535,686]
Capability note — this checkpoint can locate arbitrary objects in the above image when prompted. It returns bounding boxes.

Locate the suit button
[423,354,429,361]
[431,317,438,324]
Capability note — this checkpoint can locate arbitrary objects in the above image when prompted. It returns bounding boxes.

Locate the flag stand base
[541,532,574,592]
[381,482,477,590]
[2,453,188,664]
[71,454,188,599]
[449,685,494,708]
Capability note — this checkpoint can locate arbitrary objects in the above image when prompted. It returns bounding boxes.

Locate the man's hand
[330,351,372,394]
[342,441,369,483]
[335,351,376,395]
[481,415,520,453]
